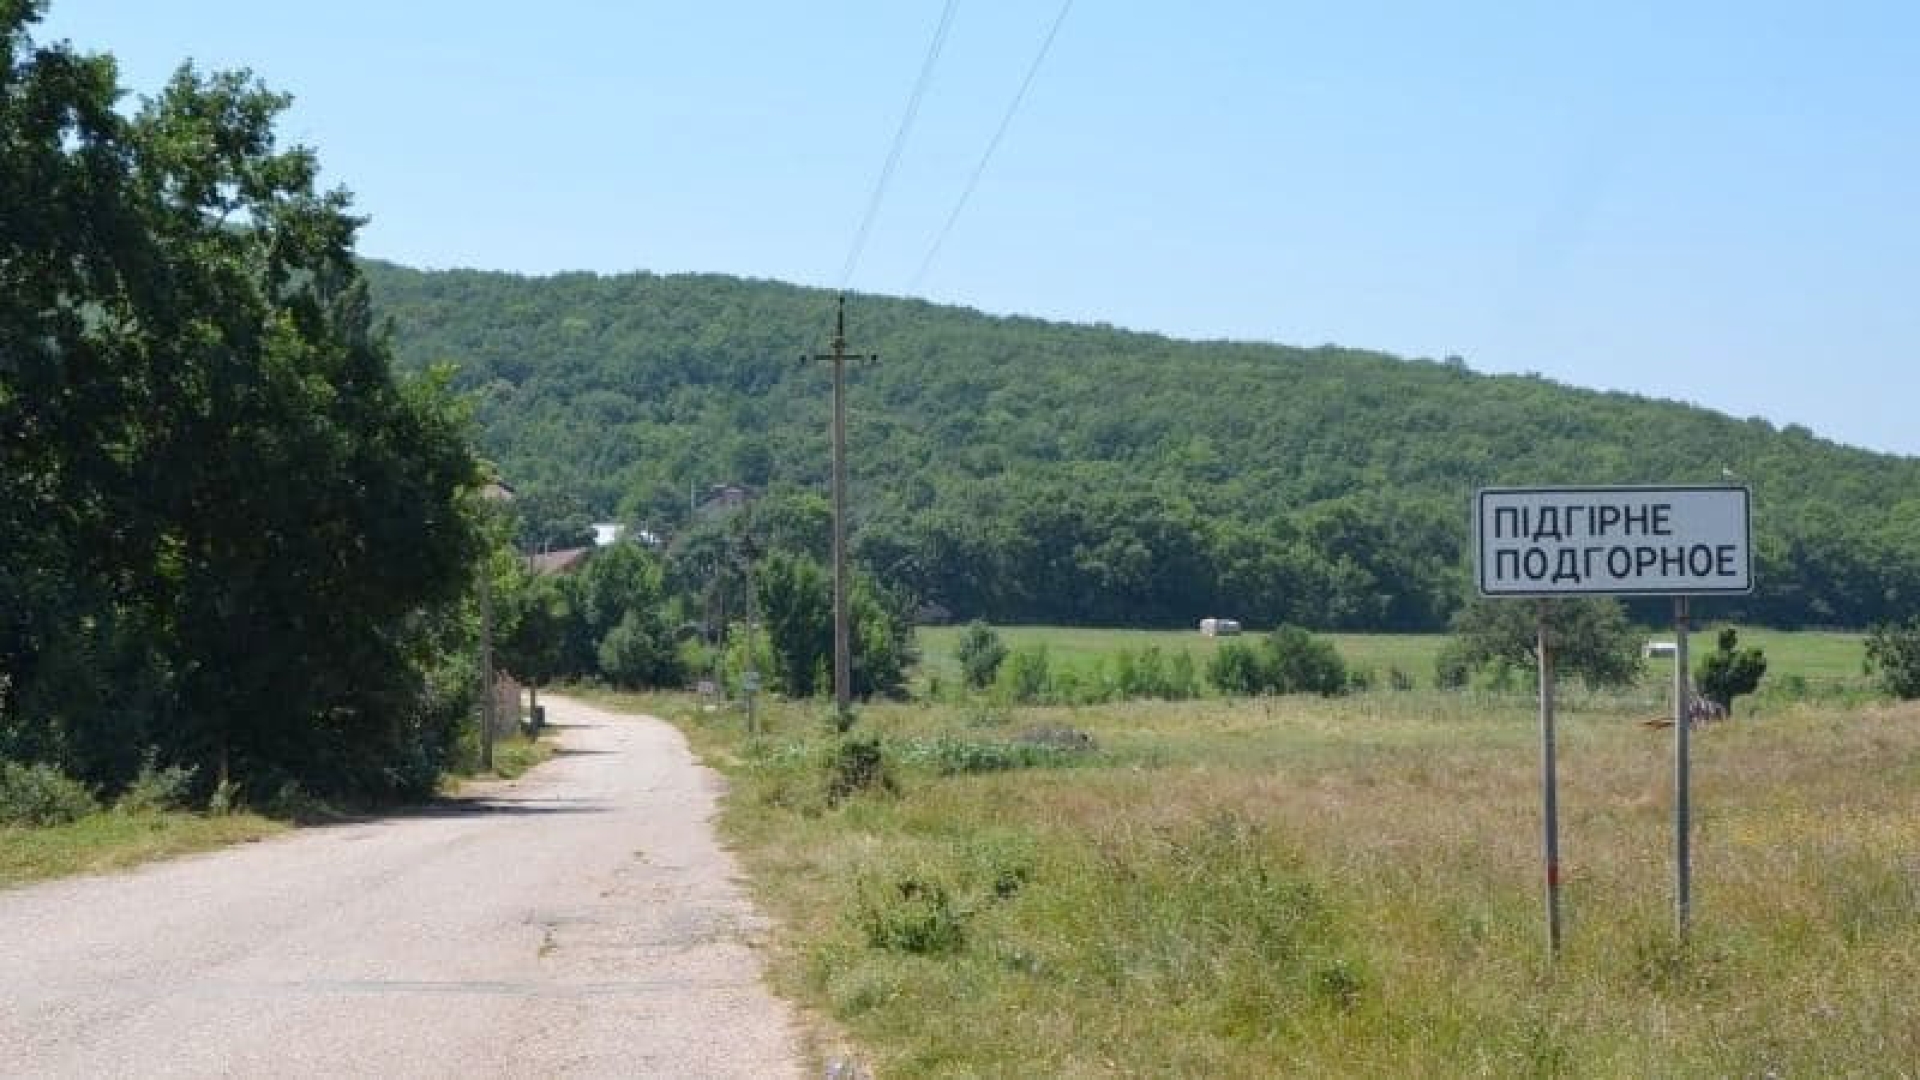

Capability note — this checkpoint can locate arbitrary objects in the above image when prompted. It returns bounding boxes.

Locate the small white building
[1200,618,1243,637]
[591,522,626,547]
[1643,640,1677,659]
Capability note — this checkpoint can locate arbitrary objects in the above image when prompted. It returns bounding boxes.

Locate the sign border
[1474,484,1753,598]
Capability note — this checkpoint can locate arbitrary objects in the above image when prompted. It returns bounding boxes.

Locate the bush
[1208,626,1348,696]
[855,873,966,954]
[597,608,683,688]
[115,751,199,813]
[1207,639,1266,694]
[0,760,98,826]
[1696,627,1767,716]
[1866,617,1920,699]
[996,645,1053,704]
[1433,640,1472,689]
[827,735,894,804]
[1268,625,1348,695]
[955,620,1008,690]
[1110,645,1200,701]
[1166,649,1201,699]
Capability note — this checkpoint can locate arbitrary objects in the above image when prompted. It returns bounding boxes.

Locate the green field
[918,624,1870,696]
[627,681,1920,1076]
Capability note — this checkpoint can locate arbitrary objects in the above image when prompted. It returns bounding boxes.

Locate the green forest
[366,261,1920,632]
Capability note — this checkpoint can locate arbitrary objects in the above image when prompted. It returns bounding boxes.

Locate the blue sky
[37,2,1920,456]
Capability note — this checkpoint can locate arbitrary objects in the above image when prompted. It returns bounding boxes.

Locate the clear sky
[35,1,1920,456]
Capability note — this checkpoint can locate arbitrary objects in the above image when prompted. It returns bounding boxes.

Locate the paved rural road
[0,696,807,1079]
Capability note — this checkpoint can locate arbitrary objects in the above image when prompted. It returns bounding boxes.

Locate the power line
[909,0,1073,295]
[838,0,960,290]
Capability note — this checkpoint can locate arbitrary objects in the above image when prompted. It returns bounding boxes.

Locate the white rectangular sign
[1475,486,1752,597]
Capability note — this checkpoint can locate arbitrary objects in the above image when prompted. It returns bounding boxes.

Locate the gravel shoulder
[0,695,806,1079]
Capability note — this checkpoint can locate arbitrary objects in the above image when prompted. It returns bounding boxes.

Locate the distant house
[529,547,592,575]
[591,522,626,547]
[1200,618,1243,636]
[1643,640,1678,659]
[695,484,750,516]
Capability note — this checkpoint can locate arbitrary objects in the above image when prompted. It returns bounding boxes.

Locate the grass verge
[4,717,559,891]
[444,720,559,785]
[0,810,285,889]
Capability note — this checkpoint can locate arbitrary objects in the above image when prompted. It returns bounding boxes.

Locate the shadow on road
[407,796,610,818]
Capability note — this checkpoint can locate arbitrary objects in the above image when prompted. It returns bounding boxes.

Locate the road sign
[1475,485,1751,597]
[741,671,761,693]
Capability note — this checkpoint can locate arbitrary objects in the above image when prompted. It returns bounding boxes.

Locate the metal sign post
[1474,485,1750,953]
[1537,599,1562,957]
[1673,596,1691,938]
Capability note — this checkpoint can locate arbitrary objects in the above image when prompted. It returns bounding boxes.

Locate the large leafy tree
[1442,597,1644,691]
[0,3,480,797]
[753,550,910,700]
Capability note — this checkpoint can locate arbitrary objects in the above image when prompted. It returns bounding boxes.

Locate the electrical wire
[837,0,960,290]
[908,0,1073,295]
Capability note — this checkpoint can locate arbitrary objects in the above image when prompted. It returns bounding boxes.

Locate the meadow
[610,626,1917,1076]
[916,624,1871,698]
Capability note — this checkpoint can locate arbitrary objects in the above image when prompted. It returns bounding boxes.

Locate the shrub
[826,735,894,804]
[855,873,966,954]
[1696,627,1767,716]
[115,750,199,814]
[1207,627,1348,696]
[1207,639,1266,694]
[597,608,683,688]
[1865,617,1920,699]
[996,645,1052,704]
[1268,625,1348,695]
[1116,645,1201,701]
[1166,649,1201,699]
[955,620,1008,690]
[0,760,98,826]
[1433,639,1472,689]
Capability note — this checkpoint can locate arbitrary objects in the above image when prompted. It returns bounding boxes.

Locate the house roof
[528,546,592,575]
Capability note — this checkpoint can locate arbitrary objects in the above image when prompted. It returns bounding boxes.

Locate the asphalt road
[0,695,806,1079]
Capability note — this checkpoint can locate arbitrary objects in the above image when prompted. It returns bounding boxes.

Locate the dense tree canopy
[364,261,1920,633]
[1,4,481,799]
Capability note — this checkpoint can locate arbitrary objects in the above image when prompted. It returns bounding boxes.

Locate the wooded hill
[365,261,1920,631]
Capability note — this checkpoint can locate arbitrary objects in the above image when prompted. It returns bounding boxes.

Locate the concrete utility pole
[809,296,875,721]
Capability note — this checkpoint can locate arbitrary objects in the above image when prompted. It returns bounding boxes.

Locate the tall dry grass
[619,687,1920,1076]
